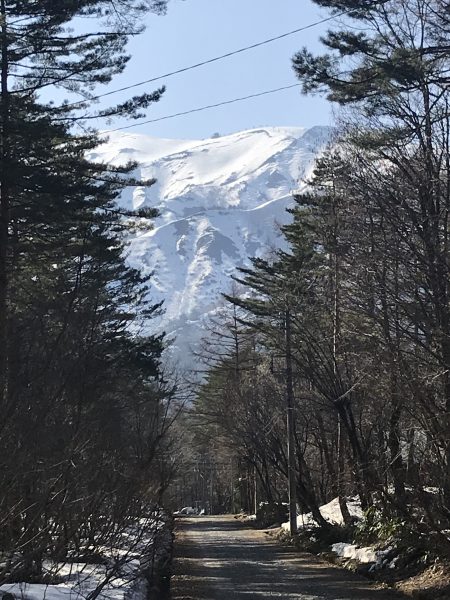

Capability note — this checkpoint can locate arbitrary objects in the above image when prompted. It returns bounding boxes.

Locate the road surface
[170,515,403,600]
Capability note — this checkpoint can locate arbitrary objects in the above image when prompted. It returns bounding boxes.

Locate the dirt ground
[170,515,405,600]
[395,562,450,599]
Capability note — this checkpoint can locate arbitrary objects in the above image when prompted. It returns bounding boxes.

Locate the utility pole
[285,307,298,534]
[230,459,233,513]
[254,465,258,516]
[210,467,214,515]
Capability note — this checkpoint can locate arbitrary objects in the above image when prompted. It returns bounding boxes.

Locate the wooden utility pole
[254,465,258,516]
[285,308,298,534]
[230,459,234,513]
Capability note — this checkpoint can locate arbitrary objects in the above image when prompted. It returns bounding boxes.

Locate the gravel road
[170,515,403,600]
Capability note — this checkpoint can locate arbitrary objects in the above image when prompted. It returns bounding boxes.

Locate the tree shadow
[171,517,407,599]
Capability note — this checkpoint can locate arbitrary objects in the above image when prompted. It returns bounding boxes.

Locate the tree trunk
[0,0,10,411]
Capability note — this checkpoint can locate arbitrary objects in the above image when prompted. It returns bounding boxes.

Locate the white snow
[280,497,395,569]
[331,543,394,568]
[92,126,331,367]
[0,515,167,600]
[281,496,363,532]
[331,543,378,564]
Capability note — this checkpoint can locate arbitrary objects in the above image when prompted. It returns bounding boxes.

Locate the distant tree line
[193,0,450,554]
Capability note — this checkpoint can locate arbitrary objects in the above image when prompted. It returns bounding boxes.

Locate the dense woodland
[2,0,450,591]
[0,0,180,587]
[190,0,450,557]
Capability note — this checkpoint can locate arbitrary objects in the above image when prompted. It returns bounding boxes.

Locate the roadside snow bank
[331,543,394,569]
[0,560,146,600]
[331,542,377,563]
[0,512,172,600]
[281,496,363,531]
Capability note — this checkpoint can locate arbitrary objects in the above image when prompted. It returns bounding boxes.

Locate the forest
[0,1,180,596]
[184,0,450,566]
[1,0,450,597]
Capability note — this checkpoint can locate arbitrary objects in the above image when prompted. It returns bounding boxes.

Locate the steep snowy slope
[94,126,330,366]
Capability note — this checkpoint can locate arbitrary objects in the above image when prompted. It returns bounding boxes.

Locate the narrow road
[170,515,403,600]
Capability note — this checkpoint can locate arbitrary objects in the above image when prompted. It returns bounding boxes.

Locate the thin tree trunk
[337,416,352,525]
[0,0,10,409]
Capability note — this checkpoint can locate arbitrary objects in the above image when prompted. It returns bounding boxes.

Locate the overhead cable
[62,11,348,110]
[106,83,302,132]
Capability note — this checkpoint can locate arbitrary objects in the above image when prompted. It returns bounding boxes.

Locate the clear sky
[94,0,334,140]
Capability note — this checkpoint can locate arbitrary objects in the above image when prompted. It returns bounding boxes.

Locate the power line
[106,83,302,132]
[63,11,347,111]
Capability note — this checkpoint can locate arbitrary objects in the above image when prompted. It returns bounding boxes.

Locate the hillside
[94,126,331,366]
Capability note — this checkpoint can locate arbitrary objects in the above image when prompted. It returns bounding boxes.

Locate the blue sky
[96,0,334,139]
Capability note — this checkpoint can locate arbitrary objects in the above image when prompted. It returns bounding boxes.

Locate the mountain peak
[95,126,331,366]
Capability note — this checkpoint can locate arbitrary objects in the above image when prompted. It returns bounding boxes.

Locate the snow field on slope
[93,126,331,364]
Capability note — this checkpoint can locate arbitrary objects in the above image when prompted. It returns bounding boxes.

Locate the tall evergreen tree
[0,0,167,404]
[291,0,450,535]
[0,0,177,582]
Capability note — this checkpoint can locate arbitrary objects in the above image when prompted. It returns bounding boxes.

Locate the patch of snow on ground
[331,543,394,569]
[0,515,167,600]
[281,496,363,532]
[331,543,378,564]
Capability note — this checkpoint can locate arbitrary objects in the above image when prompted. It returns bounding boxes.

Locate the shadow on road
[171,515,405,600]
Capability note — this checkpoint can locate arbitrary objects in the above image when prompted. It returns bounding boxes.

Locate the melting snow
[0,516,166,600]
[281,496,363,532]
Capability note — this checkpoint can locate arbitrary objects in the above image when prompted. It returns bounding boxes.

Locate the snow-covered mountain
[93,126,331,367]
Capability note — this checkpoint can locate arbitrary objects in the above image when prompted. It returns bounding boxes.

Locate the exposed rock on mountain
[94,126,331,366]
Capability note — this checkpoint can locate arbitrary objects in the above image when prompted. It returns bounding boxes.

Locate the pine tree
[0,0,167,406]
[292,0,450,537]
[0,99,172,579]
[0,0,175,582]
